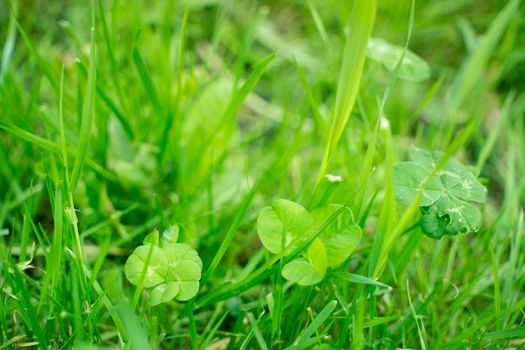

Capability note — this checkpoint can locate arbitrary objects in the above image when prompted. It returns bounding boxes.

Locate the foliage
[125,230,202,305]
[0,0,523,348]
[394,147,487,239]
[257,200,361,285]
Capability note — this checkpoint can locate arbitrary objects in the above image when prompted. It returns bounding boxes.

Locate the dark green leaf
[394,147,487,239]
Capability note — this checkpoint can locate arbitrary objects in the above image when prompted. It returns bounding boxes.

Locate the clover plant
[124,228,202,306]
[257,199,362,286]
[393,147,487,239]
[367,38,431,82]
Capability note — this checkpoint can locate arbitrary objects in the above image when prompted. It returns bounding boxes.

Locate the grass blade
[70,5,97,189]
[315,0,376,186]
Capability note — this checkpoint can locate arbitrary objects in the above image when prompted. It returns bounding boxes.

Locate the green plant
[1,0,523,348]
[257,200,361,285]
[366,37,431,82]
[124,229,202,306]
[393,147,487,239]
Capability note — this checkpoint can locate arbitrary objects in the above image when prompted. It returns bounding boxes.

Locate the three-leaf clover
[393,147,487,239]
[124,229,203,306]
[257,200,362,286]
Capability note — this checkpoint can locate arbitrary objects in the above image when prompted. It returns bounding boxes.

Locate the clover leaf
[311,204,362,267]
[124,230,203,305]
[163,243,202,301]
[149,282,180,306]
[125,244,168,288]
[367,38,431,82]
[257,201,362,286]
[393,147,487,239]
[282,258,324,286]
[256,199,313,254]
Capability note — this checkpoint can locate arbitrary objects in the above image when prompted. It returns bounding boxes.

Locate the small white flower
[325,174,342,183]
[380,116,390,130]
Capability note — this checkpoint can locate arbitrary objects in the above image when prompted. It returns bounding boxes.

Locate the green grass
[1,0,524,349]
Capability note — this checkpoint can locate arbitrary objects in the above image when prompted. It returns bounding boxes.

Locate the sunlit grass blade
[0,120,116,181]
[97,0,131,133]
[201,178,260,287]
[159,5,189,166]
[0,0,17,83]
[70,6,97,190]
[132,31,161,113]
[286,300,337,349]
[316,0,376,186]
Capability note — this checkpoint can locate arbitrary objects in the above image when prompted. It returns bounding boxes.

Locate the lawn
[0,0,524,349]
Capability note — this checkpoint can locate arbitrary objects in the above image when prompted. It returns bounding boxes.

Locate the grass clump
[0,0,524,349]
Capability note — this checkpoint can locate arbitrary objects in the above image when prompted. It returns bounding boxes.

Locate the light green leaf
[174,281,200,301]
[257,201,362,286]
[311,204,362,266]
[311,204,354,240]
[305,238,327,277]
[124,244,167,288]
[367,38,431,82]
[272,199,314,236]
[323,225,362,267]
[143,230,160,245]
[257,199,313,254]
[282,258,323,286]
[334,272,391,289]
[124,237,203,304]
[163,243,202,301]
[149,282,180,306]
[162,225,180,244]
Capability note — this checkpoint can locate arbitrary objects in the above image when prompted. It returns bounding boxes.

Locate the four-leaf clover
[125,230,203,306]
[394,147,487,239]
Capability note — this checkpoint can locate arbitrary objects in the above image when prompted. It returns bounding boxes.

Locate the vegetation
[0,0,524,348]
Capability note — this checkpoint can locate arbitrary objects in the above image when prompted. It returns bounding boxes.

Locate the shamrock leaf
[124,231,203,305]
[124,244,168,288]
[282,258,324,286]
[311,204,362,267]
[367,38,431,82]
[149,282,180,306]
[305,238,328,277]
[257,200,361,286]
[163,243,203,301]
[394,147,487,239]
[257,199,313,254]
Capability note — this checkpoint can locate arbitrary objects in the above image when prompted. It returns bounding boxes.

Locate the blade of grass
[475,91,514,175]
[406,279,428,350]
[0,120,116,181]
[132,30,161,113]
[159,5,189,166]
[14,19,58,93]
[287,300,338,349]
[246,311,269,350]
[201,178,260,287]
[315,0,376,187]
[352,0,415,218]
[449,0,521,112]
[70,4,97,190]
[10,264,48,350]
[97,0,132,136]
[0,0,17,83]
